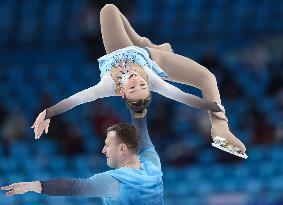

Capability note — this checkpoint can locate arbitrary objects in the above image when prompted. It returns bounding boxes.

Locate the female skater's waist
[98,46,150,77]
[98,46,168,79]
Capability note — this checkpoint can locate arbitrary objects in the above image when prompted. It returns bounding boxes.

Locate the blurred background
[0,0,282,204]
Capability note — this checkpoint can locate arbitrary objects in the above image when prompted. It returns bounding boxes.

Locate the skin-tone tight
[99,4,246,152]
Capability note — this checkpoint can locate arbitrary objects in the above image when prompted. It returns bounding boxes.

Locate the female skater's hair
[125,94,152,119]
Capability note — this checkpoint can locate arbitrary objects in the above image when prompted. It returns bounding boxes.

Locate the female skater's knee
[147,48,161,64]
[201,72,217,88]
[207,72,217,83]
[100,4,118,17]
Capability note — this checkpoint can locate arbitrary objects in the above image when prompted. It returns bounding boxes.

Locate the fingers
[44,122,49,134]
[33,119,50,139]
[5,190,16,197]
[35,126,44,139]
[1,182,31,197]
[1,183,21,196]
[32,111,47,137]
[34,124,43,139]
[1,183,18,190]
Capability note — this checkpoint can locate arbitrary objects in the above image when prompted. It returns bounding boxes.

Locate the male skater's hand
[31,109,50,139]
[1,181,42,196]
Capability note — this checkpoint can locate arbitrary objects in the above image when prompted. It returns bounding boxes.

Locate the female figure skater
[32,4,247,158]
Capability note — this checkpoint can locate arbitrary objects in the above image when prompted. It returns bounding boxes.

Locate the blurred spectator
[275,121,283,144]
[275,89,283,109]
[244,43,271,71]
[240,99,272,144]
[274,89,283,144]
[0,102,8,125]
[266,54,283,96]
[36,93,53,113]
[253,112,275,145]
[93,0,136,15]
[60,124,85,156]
[220,69,243,100]
[199,51,224,75]
[78,1,103,60]
[1,109,29,143]
[149,99,174,146]
[163,141,197,166]
[78,0,136,61]
[199,52,243,100]
[88,101,122,140]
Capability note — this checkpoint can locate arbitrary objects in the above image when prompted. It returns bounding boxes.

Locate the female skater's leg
[100,4,134,54]
[148,48,246,152]
[118,12,172,52]
[100,4,171,53]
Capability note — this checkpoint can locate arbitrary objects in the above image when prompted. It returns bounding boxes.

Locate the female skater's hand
[1,181,42,196]
[31,110,50,139]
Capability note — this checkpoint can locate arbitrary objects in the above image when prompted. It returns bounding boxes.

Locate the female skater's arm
[45,72,115,119]
[1,173,120,198]
[32,72,115,139]
[146,68,227,120]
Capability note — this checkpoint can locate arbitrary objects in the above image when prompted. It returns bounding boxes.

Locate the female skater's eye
[140,83,145,86]
[130,86,135,89]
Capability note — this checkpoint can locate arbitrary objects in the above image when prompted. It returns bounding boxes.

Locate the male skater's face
[102,131,121,168]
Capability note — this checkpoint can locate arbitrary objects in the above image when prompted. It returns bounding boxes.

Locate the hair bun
[133,109,147,119]
[125,94,152,118]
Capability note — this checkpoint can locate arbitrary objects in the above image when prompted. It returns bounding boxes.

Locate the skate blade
[211,142,248,159]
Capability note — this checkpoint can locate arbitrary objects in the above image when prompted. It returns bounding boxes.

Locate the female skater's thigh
[148,48,215,89]
[100,4,133,54]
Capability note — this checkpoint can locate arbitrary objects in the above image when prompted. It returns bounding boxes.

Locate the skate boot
[212,136,248,159]
[211,104,248,159]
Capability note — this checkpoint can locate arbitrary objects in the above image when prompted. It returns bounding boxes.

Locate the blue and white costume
[98,46,168,79]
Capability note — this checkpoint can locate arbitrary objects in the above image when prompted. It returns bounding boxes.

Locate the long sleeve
[41,172,120,198]
[145,68,221,112]
[130,110,153,150]
[45,72,115,119]
[130,111,161,169]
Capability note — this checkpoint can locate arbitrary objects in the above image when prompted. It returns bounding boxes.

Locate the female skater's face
[122,71,150,100]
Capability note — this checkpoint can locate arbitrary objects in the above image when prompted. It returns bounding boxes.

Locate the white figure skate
[212,136,248,159]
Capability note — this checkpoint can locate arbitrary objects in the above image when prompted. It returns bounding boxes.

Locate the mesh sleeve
[45,72,115,119]
[41,172,120,198]
[130,111,161,169]
[145,68,221,112]
[130,110,153,150]
[139,147,161,170]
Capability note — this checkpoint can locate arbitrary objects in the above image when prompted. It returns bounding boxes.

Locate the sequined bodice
[98,46,169,87]
[105,51,149,87]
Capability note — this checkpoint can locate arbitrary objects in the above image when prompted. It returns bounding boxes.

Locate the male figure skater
[1,111,163,205]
